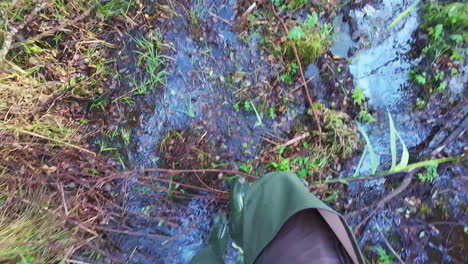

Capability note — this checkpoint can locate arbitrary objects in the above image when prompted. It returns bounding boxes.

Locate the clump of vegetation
[282,62,298,85]
[417,164,439,182]
[318,104,360,158]
[268,143,329,181]
[420,2,467,61]
[133,33,168,90]
[352,86,376,123]
[284,11,332,65]
[0,187,73,263]
[409,2,467,107]
[375,246,395,264]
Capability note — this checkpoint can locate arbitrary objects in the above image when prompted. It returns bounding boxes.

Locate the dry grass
[0,0,125,262]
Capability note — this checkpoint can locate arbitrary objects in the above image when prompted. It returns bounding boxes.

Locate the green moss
[319,105,360,158]
[283,12,332,65]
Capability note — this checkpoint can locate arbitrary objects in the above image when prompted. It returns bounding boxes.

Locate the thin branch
[267,132,310,153]
[272,6,322,147]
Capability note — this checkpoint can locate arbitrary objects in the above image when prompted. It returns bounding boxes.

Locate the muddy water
[111,0,303,263]
[348,0,429,168]
[108,0,467,262]
[343,1,467,262]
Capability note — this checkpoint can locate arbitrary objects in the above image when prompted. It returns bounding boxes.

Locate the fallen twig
[237,3,257,26]
[267,132,310,153]
[272,6,322,147]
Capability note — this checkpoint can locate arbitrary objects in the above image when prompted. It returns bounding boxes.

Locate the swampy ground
[0,0,466,263]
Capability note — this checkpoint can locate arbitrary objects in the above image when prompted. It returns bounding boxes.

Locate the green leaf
[287,26,305,40]
[388,112,409,171]
[352,86,366,105]
[436,80,447,92]
[449,34,463,44]
[414,74,426,85]
[304,12,318,29]
[244,101,252,111]
[353,145,368,177]
[395,131,409,170]
[357,123,378,174]
[433,24,443,40]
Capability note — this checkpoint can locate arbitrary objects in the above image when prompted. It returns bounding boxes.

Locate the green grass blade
[395,131,409,170]
[388,112,409,170]
[388,111,397,170]
[249,100,263,127]
[357,123,378,174]
[387,0,420,30]
[353,144,368,177]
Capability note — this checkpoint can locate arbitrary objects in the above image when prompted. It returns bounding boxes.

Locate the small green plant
[375,246,395,264]
[239,162,253,173]
[351,86,366,105]
[282,62,298,85]
[106,128,119,139]
[120,128,131,145]
[233,101,241,111]
[409,68,449,99]
[132,77,149,95]
[410,70,427,85]
[98,140,118,152]
[176,98,195,118]
[271,158,291,171]
[133,34,168,89]
[352,86,375,123]
[284,11,332,65]
[271,146,291,171]
[418,164,438,182]
[90,94,108,111]
[292,156,314,178]
[271,0,287,11]
[244,100,252,112]
[268,107,276,119]
[20,41,44,54]
[97,0,133,19]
